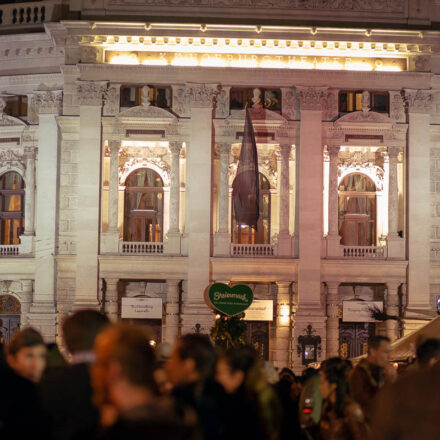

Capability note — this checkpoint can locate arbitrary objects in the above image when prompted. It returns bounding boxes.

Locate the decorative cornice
[335,110,390,124]
[296,86,327,111]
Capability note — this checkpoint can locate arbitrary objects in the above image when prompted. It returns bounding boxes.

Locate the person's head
[216,345,263,394]
[165,334,216,386]
[7,328,46,382]
[319,357,352,417]
[63,310,109,355]
[278,367,297,384]
[92,324,157,409]
[367,335,391,368]
[416,338,440,368]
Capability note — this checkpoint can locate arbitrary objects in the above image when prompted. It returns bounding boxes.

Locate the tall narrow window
[124,169,164,242]
[338,173,376,246]
[0,172,25,245]
[232,173,271,244]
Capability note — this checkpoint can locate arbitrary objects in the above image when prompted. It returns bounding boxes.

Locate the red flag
[232,107,260,229]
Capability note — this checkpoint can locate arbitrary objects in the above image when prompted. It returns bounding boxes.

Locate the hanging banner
[204,283,253,316]
[243,300,273,321]
[343,301,383,322]
[121,297,163,319]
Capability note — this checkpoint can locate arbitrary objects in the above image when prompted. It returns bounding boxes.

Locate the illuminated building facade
[0,0,440,370]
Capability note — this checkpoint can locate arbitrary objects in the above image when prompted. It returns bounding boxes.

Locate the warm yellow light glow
[121,140,169,148]
[279,305,290,325]
[108,53,139,65]
[104,49,404,72]
[345,61,373,71]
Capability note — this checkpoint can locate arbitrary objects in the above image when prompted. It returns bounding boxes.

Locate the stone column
[164,279,180,345]
[386,282,400,342]
[274,282,292,368]
[182,83,218,334]
[166,142,182,255]
[20,279,33,328]
[386,146,404,258]
[278,144,294,256]
[74,81,107,310]
[214,143,231,256]
[102,140,120,254]
[326,282,340,358]
[23,149,35,236]
[293,87,327,369]
[28,90,62,341]
[19,148,36,254]
[405,89,432,312]
[105,278,119,323]
[326,145,341,257]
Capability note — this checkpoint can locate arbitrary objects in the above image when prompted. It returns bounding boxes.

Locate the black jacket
[0,365,48,440]
[39,363,99,440]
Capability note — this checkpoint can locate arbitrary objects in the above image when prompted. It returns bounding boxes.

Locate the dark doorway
[339,321,375,359]
[245,321,269,360]
[121,318,162,344]
[0,315,20,343]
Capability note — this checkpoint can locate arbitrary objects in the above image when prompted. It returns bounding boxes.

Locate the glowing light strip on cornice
[104,50,406,71]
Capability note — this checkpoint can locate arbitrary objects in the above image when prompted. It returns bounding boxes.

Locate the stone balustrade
[230,243,276,257]
[0,0,57,29]
[341,245,387,259]
[431,242,440,261]
[119,241,164,255]
[0,244,20,256]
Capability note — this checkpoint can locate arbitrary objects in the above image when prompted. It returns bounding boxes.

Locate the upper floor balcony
[0,0,60,31]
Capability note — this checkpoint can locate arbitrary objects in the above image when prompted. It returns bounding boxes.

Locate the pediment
[0,114,26,128]
[335,111,390,125]
[226,108,287,124]
[116,104,178,122]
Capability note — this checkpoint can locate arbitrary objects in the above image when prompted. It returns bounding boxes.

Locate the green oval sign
[204,283,253,316]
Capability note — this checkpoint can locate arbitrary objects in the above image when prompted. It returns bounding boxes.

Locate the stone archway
[0,294,21,343]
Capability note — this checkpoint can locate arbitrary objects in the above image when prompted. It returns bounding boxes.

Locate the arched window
[232,173,271,244]
[124,168,164,242]
[338,173,376,246]
[0,172,24,245]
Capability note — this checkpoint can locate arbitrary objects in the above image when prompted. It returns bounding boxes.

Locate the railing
[0,244,20,256]
[0,1,58,28]
[230,243,275,257]
[341,246,387,259]
[119,241,164,255]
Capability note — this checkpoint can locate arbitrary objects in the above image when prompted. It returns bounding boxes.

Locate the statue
[252,88,262,109]
[141,86,151,106]
[361,90,370,113]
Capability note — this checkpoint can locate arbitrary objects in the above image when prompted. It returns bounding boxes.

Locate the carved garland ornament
[119,156,171,186]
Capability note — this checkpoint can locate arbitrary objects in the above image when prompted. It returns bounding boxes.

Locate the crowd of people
[1,310,440,440]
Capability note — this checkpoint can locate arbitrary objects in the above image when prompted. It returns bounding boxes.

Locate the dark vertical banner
[232,107,260,229]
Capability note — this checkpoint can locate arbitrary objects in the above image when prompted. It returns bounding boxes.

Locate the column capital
[217,142,231,156]
[166,278,181,287]
[276,281,292,290]
[326,281,340,290]
[185,83,219,109]
[402,89,433,114]
[279,143,292,160]
[108,140,120,153]
[32,90,63,115]
[169,141,183,156]
[386,282,401,292]
[77,81,107,106]
[296,86,327,111]
[387,146,401,159]
[105,278,119,287]
[327,145,341,157]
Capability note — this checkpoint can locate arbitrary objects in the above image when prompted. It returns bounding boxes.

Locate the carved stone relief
[389,91,405,122]
[76,81,107,106]
[281,88,296,120]
[323,89,339,121]
[296,86,327,111]
[103,85,120,116]
[172,85,190,117]
[403,89,433,114]
[28,91,63,124]
[215,86,231,118]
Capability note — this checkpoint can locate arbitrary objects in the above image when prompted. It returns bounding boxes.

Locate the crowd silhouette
[1,310,440,440]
